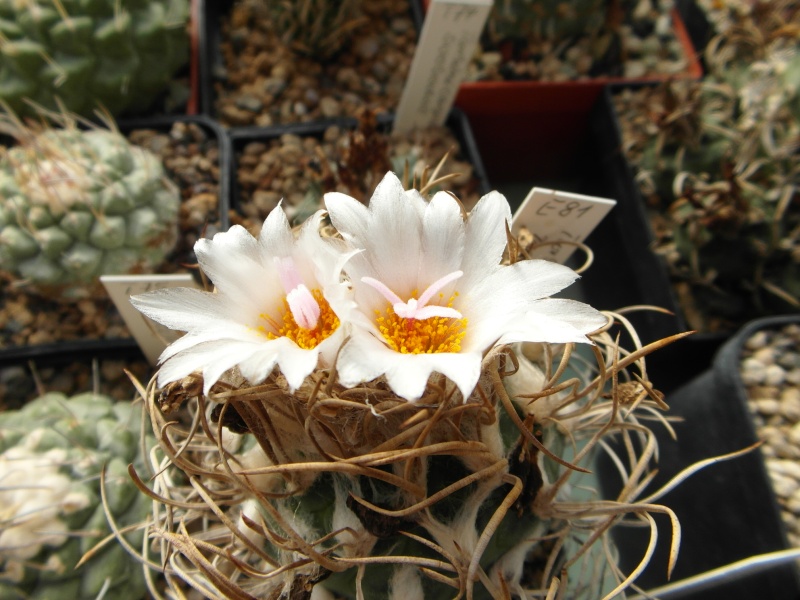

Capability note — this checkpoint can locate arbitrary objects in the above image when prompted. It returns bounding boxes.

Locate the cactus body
[0,392,152,600]
[0,127,180,299]
[145,348,626,600]
[258,0,364,60]
[0,0,189,118]
[612,0,800,331]
[492,0,609,42]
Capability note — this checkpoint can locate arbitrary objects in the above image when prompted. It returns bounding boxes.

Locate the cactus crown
[613,2,800,331]
[0,109,181,299]
[138,322,680,599]
[490,0,611,42]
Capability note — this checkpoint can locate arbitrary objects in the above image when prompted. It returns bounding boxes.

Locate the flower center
[254,256,339,349]
[362,271,467,354]
[259,289,340,350]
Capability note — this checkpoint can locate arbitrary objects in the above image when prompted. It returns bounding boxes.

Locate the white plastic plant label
[393,0,492,134]
[101,273,199,365]
[511,188,617,264]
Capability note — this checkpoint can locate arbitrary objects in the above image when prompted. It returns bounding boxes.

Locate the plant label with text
[393,0,492,134]
[511,188,616,264]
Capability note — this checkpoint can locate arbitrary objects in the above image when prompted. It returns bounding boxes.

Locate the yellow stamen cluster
[258,289,339,349]
[375,294,467,354]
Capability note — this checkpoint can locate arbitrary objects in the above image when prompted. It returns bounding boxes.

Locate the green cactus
[0,123,180,300]
[0,392,153,600]
[0,0,190,118]
[614,4,800,331]
[256,0,365,60]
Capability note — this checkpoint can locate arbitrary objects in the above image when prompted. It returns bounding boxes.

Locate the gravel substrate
[741,322,800,546]
[233,122,482,232]
[0,121,222,350]
[214,0,416,127]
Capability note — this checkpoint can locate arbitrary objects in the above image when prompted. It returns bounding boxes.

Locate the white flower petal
[459,191,511,290]
[335,333,394,389]
[156,339,261,393]
[234,347,281,386]
[465,259,579,309]
[497,299,608,345]
[460,260,582,351]
[407,351,482,402]
[195,225,265,300]
[336,331,482,402]
[159,326,261,362]
[422,191,465,277]
[258,202,294,259]
[202,344,266,394]
[365,174,423,293]
[324,191,371,247]
[130,288,235,332]
[402,188,430,216]
[383,354,436,402]
[276,339,322,391]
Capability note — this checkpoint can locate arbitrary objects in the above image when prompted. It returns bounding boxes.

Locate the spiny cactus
[139,334,679,599]
[490,0,610,43]
[0,119,180,300]
[130,173,682,599]
[254,0,365,60]
[0,392,153,600]
[614,3,800,331]
[0,0,190,118]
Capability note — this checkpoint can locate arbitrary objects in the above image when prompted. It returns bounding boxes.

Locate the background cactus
[474,0,687,81]
[0,122,181,300]
[490,0,610,44]
[613,2,800,331]
[252,0,365,60]
[0,0,190,118]
[0,392,153,600]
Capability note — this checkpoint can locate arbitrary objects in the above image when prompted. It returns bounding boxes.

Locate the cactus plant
[0,119,181,300]
[256,0,366,60]
[0,0,190,118]
[613,2,800,331]
[490,0,609,44]
[130,172,687,599]
[472,0,689,81]
[0,391,153,600]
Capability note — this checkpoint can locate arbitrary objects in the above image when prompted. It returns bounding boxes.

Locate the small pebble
[765,364,787,386]
[741,357,766,385]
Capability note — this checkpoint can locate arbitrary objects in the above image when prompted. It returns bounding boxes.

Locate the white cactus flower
[131,207,356,394]
[324,172,607,402]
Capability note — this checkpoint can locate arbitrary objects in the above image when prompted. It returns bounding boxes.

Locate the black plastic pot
[0,114,231,367]
[602,315,800,599]
[228,107,491,215]
[0,349,154,409]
